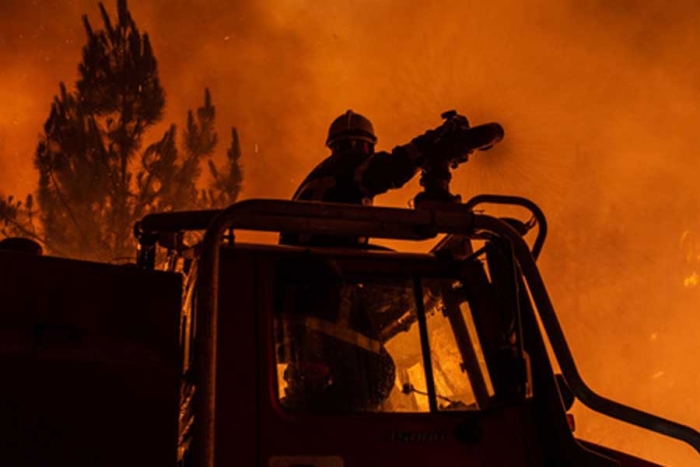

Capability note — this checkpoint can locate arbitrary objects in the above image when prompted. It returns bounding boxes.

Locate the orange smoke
[3,0,700,465]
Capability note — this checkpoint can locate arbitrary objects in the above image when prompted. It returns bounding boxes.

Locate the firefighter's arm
[355,144,424,197]
[355,117,466,197]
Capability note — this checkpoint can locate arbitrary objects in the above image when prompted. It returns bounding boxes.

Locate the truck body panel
[0,251,181,467]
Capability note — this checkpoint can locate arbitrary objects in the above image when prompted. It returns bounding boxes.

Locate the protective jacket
[280,143,424,246]
[293,143,423,205]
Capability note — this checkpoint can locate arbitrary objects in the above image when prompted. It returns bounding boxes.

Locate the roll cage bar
[135,195,700,467]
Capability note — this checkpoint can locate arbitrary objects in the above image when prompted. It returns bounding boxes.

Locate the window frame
[268,248,512,415]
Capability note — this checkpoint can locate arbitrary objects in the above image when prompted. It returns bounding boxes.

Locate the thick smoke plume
[2,0,700,464]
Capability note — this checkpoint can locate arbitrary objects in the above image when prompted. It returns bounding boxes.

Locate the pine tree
[203,127,243,209]
[30,0,243,262]
[0,194,39,241]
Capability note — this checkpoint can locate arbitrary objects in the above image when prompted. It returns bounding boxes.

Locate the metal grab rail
[138,199,477,238]
[464,194,548,260]
[472,214,700,455]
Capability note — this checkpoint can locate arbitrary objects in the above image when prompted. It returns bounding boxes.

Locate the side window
[421,279,494,411]
[272,258,493,413]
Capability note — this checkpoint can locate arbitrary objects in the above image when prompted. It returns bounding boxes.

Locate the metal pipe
[464,194,548,260]
[191,212,226,467]
[473,214,700,454]
[413,277,439,413]
[140,199,445,238]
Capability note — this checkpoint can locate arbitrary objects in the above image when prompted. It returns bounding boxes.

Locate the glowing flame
[680,230,700,287]
[684,272,699,288]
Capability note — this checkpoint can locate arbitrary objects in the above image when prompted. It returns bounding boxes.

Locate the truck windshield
[273,260,494,413]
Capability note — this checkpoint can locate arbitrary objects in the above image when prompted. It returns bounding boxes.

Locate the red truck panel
[0,252,182,467]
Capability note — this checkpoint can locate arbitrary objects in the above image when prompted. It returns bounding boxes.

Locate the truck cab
[136,196,696,466]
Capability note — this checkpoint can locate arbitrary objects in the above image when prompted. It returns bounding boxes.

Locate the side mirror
[555,373,575,411]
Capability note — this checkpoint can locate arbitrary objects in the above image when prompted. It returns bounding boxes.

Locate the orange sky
[2,0,700,464]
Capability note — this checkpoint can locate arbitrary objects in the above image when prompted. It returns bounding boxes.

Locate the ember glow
[3,0,700,464]
[681,230,700,288]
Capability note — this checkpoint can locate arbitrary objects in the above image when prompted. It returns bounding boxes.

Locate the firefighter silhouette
[277,111,471,412]
[280,109,469,246]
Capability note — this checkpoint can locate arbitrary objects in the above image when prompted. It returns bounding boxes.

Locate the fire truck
[2,119,700,466]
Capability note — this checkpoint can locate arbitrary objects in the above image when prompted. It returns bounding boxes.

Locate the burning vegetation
[3,1,243,262]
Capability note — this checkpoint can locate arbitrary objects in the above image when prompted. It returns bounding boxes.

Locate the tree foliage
[0,194,39,242]
[24,0,242,262]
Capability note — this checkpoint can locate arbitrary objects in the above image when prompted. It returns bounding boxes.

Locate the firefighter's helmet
[326,110,377,149]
